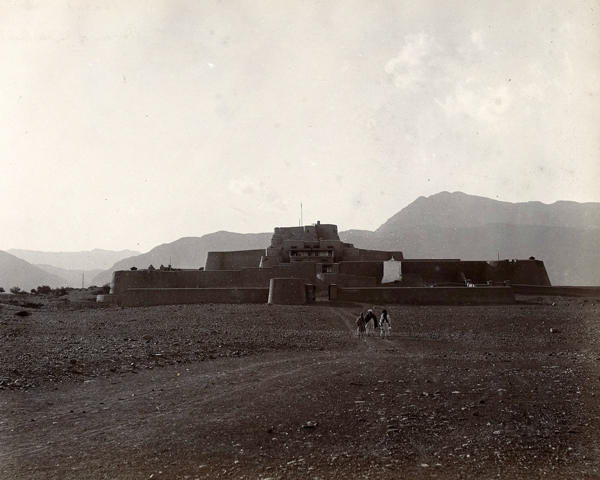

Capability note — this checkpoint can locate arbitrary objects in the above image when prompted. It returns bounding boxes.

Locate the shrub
[36,285,52,295]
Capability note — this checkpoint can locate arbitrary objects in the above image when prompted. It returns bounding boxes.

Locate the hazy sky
[1,0,598,253]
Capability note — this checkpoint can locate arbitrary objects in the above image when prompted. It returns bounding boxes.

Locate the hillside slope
[33,264,104,289]
[7,248,140,271]
[91,232,272,286]
[341,224,600,286]
[0,251,69,291]
[377,191,600,232]
[92,192,600,287]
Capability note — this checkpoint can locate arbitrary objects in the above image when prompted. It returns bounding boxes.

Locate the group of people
[355,308,391,339]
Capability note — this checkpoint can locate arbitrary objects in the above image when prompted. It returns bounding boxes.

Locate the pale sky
[1,0,598,253]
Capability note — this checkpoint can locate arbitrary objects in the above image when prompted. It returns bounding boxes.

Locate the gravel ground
[0,293,599,479]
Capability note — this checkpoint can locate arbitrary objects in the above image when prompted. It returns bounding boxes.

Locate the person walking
[380,309,391,339]
[355,312,367,338]
[365,309,377,336]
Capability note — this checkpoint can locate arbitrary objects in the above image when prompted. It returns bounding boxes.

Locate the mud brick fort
[98,222,552,307]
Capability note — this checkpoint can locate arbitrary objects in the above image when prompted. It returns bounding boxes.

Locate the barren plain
[0,294,599,479]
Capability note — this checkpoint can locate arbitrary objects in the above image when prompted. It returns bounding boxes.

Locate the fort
[98,221,552,307]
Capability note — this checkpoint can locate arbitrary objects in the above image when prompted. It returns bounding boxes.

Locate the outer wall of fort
[99,223,554,307]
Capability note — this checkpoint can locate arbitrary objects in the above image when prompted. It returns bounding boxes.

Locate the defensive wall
[318,273,377,288]
[400,259,551,286]
[268,278,310,305]
[338,261,384,282]
[111,262,319,294]
[101,222,555,307]
[99,287,268,308]
[205,249,265,271]
[511,285,600,297]
[329,285,516,305]
[340,248,403,262]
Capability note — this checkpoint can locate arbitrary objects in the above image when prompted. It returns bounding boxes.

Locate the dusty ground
[0,294,599,479]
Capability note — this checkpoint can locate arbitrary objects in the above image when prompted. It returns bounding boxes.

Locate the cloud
[227,178,287,214]
[469,30,485,51]
[437,81,513,122]
[385,31,521,123]
[384,32,441,90]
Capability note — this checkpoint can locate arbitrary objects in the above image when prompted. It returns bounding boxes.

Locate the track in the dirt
[1,302,599,479]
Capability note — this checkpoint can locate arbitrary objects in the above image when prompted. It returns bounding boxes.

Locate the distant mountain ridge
[7,248,140,271]
[91,232,273,286]
[377,192,600,232]
[0,251,69,291]
[340,223,600,286]
[4,192,600,289]
[34,264,104,289]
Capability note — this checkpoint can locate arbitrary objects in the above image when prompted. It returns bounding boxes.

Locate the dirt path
[1,303,599,479]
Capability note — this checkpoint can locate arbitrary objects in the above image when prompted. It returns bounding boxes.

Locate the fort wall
[338,261,384,282]
[401,260,462,284]
[268,278,308,305]
[103,287,269,307]
[205,249,265,271]
[341,248,403,262]
[329,285,516,305]
[103,223,554,307]
[511,285,600,297]
[318,273,377,288]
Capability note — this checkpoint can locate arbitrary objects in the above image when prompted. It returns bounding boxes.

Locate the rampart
[102,287,268,307]
[511,285,600,297]
[268,278,308,305]
[101,222,554,307]
[401,259,551,286]
[111,263,318,295]
[338,261,385,282]
[205,249,265,271]
[329,285,516,305]
[318,273,377,288]
[341,248,403,262]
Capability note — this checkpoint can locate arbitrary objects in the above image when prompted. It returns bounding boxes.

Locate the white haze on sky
[1,0,598,252]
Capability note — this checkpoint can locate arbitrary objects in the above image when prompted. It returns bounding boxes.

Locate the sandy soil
[0,295,599,479]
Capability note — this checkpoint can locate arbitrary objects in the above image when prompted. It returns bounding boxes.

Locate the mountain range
[6,248,140,271]
[2,192,599,290]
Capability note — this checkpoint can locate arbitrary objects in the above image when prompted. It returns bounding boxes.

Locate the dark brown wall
[330,285,515,305]
[112,262,319,294]
[401,260,462,284]
[341,248,403,262]
[320,273,377,287]
[338,261,384,282]
[205,249,265,271]
[115,287,269,307]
